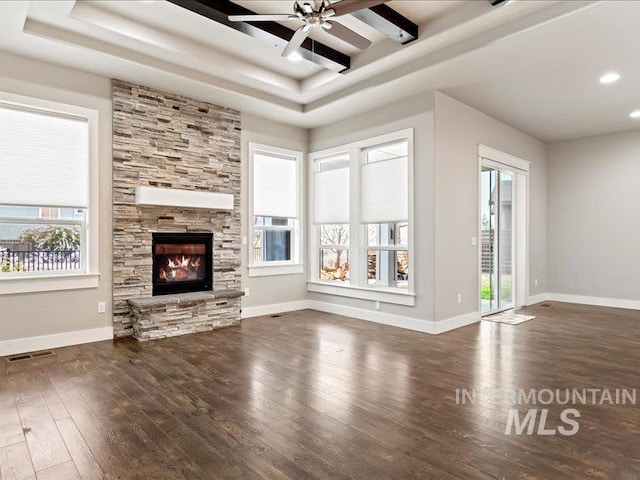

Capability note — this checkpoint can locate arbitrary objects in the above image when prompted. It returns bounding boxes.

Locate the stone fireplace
[152,232,213,296]
[112,80,242,340]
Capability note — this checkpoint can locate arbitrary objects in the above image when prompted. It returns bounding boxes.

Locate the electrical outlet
[244,287,250,296]
[97,302,106,314]
[471,236,477,247]
[374,301,381,310]
[457,294,462,304]
[534,278,538,287]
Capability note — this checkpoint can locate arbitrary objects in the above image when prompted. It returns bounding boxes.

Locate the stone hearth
[128,290,243,341]
[112,80,242,339]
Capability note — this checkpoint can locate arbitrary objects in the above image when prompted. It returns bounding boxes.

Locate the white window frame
[248,143,304,277]
[0,91,100,295]
[308,129,415,306]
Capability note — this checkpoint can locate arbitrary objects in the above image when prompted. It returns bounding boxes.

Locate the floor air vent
[540,303,552,307]
[7,350,56,363]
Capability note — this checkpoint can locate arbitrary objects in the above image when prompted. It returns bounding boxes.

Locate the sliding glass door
[481,163,515,314]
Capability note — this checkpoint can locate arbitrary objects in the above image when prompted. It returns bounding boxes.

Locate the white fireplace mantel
[134,187,234,210]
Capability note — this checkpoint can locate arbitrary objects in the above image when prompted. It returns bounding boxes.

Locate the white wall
[0,51,113,346]
[434,92,547,320]
[308,92,436,323]
[240,113,309,312]
[547,129,640,302]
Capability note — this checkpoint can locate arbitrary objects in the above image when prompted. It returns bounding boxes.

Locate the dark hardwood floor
[1,302,640,479]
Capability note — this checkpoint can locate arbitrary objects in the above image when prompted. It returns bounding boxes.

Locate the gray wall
[0,51,550,344]
[240,113,309,309]
[0,51,306,343]
[547,129,640,301]
[309,92,436,322]
[307,91,548,324]
[434,92,547,320]
[0,51,114,341]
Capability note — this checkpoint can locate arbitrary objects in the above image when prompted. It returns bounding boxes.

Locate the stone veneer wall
[112,80,241,338]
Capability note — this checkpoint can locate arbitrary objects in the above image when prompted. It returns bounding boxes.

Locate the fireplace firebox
[152,233,213,296]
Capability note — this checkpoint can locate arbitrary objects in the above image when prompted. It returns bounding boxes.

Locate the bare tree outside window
[319,224,349,281]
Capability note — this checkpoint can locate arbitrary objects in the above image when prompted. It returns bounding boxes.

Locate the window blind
[361,141,408,223]
[253,152,297,218]
[313,155,349,224]
[0,104,89,208]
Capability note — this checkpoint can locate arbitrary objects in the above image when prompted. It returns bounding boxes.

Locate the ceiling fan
[228,0,385,58]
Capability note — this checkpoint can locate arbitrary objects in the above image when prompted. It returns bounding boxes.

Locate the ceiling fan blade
[228,14,300,22]
[330,0,386,17]
[325,20,371,50]
[282,25,311,58]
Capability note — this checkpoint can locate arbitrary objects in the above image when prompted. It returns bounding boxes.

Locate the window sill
[307,281,416,306]
[248,263,304,278]
[0,273,100,295]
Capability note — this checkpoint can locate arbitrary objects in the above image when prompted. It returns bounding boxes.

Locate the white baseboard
[308,300,480,335]
[0,326,113,357]
[242,299,481,335]
[526,293,549,306]
[546,293,640,311]
[308,300,435,333]
[434,311,482,334]
[241,300,310,319]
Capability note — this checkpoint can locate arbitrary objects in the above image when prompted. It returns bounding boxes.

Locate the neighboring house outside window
[308,129,415,306]
[0,91,99,294]
[249,143,303,277]
[361,140,410,289]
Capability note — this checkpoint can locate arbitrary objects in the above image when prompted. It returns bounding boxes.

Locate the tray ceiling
[3,1,638,142]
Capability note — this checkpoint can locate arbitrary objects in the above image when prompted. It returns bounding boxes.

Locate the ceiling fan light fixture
[287,52,303,62]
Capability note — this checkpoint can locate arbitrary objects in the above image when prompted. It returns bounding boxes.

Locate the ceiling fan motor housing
[294,1,335,28]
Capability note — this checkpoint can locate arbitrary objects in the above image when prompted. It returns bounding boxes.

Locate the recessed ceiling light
[599,72,620,84]
[630,110,640,119]
[287,52,303,62]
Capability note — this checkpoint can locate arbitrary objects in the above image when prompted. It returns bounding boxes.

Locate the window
[0,91,98,294]
[309,130,414,306]
[320,224,350,281]
[249,143,303,276]
[362,140,409,289]
[366,222,409,288]
[0,207,87,275]
[253,216,293,262]
[314,153,350,282]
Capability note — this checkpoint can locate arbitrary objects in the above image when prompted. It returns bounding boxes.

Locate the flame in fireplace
[159,255,203,282]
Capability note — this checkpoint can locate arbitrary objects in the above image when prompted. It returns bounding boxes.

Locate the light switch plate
[97,302,106,314]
